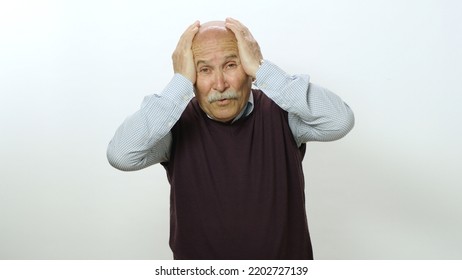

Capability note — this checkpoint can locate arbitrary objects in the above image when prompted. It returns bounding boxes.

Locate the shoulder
[180,97,203,119]
[252,89,286,116]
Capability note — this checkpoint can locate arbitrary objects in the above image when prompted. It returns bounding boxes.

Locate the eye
[226,62,237,69]
[199,67,211,74]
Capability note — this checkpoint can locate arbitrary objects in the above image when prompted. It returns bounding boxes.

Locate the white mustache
[207,91,238,103]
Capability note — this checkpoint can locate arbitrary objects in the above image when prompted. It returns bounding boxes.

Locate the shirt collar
[231,91,254,123]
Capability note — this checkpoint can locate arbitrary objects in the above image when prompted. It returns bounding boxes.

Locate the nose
[213,71,228,92]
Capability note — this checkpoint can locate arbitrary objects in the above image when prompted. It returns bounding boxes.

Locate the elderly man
[107,18,354,259]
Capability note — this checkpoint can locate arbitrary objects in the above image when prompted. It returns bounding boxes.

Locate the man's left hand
[225,18,263,79]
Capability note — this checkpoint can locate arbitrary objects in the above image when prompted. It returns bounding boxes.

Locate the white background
[1,0,461,259]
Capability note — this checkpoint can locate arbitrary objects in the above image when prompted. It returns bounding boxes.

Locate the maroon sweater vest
[162,89,313,259]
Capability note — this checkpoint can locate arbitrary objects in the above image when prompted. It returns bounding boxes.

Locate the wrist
[250,59,264,80]
[258,58,265,69]
[248,58,264,79]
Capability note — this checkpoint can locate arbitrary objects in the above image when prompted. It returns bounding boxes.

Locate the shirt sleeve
[254,60,355,147]
[107,74,194,171]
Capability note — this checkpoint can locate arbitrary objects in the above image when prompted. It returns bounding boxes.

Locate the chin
[212,111,238,122]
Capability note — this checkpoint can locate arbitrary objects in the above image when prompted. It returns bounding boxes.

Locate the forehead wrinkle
[196,54,239,67]
[192,38,238,53]
[193,40,239,68]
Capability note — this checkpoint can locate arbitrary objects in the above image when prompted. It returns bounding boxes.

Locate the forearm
[107,74,194,171]
[255,60,354,144]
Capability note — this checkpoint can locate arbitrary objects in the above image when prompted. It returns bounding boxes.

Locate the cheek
[228,70,250,89]
[195,78,211,98]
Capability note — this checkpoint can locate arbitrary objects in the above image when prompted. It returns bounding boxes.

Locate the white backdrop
[1,0,461,259]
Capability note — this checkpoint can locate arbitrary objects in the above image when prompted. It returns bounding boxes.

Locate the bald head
[192,21,238,59]
[194,21,233,40]
[198,20,227,31]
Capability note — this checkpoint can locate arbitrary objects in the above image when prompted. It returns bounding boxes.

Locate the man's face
[192,28,252,123]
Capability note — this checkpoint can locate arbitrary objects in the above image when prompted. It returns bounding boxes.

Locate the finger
[225,18,252,40]
[225,18,242,34]
[225,17,244,28]
[186,20,200,35]
[178,20,200,48]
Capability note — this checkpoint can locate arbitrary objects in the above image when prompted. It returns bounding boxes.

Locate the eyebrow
[196,54,239,67]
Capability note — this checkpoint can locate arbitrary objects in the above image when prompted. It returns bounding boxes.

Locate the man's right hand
[172,21,200,84]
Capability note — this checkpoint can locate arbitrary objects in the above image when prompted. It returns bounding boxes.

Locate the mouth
[215,98,232,106]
